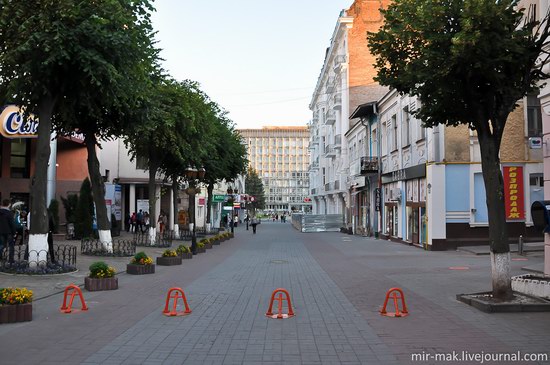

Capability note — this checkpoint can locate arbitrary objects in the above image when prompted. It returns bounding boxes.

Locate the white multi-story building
[309,0,388,227]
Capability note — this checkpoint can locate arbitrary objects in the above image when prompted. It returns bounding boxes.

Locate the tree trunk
[172,175,179,235]
[29,96,56,265]
[189,186,197,253]
[147,158,159,242]
[85,134,112,253]
[477,129,512,300]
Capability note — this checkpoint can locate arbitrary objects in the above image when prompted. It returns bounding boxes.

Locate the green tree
[61,194,78,224]
[47,199,60,234]
[0,0,156,255]
[75,178,94,239]
[245,168,266,213]
[367,0,550,299]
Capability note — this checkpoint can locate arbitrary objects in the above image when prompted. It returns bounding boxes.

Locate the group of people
[271,212,288,223]
[127,210,168,234]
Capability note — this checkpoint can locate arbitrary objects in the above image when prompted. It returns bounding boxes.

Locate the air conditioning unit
[390,188,402,201]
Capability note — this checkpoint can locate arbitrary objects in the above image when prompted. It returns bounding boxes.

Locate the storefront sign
[381,164,426,184]
[198,197,205,206]
[213,194,226,203]
[0,105,38,138]
[503,166,525,220]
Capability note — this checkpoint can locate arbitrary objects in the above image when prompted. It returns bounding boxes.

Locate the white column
[129,184,136,215]
[46,132,57,204]
[169,187,175,230]
[426,164,446,247]
[155,185,161,227]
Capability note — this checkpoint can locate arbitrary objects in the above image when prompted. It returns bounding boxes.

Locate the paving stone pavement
[0,222,549,364]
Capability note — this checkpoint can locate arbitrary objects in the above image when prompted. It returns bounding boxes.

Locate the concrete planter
[179,252,193,260]
[512,274,550,299]
[156,256,182,266]
[204,243,213,250]
[212,239,221,245]
[0,303,32,324]
[126,264,155,275]
[85,277,119,291]
[196,247,206,254]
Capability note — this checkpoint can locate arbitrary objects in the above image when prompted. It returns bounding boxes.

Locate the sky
[151,0,352,129]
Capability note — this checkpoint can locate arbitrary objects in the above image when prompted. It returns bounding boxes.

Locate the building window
[392,115,398,151]
[10,139,30,178]
[402,106,410,147]
[418,118,426,141]
[527,94,542,137]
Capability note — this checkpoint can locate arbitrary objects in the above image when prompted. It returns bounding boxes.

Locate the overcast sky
[151,0,352,129]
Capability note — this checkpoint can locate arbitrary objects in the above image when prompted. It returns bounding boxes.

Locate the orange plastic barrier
[266,288,295,319]
[163,287,192,317]
[60,284,88,314]
[380,287,409,317]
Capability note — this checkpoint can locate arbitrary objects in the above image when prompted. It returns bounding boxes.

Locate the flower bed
[127,252,155,275]
[0,288,33,324]
[85,262,118,291]
[156,250,182,266]
[176,245,193,259]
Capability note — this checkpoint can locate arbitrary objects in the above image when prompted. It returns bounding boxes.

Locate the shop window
[392,115,398,151]
[10,139,30,178]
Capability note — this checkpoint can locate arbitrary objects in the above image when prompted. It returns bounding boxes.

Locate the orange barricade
[60,284,88,314]
[163,287,192,317]
[380,287,409,317]
[266,288,295,319]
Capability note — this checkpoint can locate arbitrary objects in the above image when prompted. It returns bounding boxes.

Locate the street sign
[213,194,226,203]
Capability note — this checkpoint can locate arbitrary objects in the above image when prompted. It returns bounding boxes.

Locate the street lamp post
[227,187,235,234]
[185,166,206,255]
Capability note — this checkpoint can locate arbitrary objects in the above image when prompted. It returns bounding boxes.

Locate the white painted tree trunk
[98,230,113,253]
[206,223,211,232]
[28,234,48,267]
[148,227,156,245]
[174,224,179,236]
[491,251,512,296]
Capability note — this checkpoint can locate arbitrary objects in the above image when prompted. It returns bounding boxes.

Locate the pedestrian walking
[158,211,167,235]
[250,216,258,234]
[136,210,143,233]
[144,212,150,232]
[0,199,16,263]
[130,212,137,232]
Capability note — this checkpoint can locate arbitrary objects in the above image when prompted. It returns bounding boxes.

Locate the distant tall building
[238,126,311,212]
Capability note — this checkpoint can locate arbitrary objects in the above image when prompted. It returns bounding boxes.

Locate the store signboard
[503,166,525,220]
[213,194,226,203]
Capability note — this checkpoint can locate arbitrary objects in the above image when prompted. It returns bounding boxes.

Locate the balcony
[326,77,335,93]
[334,134,342,150]
[360,156,379,175]
[325,110,336,125]
[333,93,342,110]
[324,144,337,158]
[333,55,346,73]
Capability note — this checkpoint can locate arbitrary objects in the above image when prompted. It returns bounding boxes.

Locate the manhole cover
[270,260,289,264]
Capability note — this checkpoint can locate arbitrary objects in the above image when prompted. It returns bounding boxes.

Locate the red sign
[503,166,524,220]
[198,198,205,206]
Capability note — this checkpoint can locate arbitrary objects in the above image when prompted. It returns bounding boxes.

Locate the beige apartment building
[238,127,311,212]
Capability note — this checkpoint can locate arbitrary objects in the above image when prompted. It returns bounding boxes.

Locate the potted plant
[176,245,193,259]
[85,261,118,291]
[127,252,155,275]
[211,235,221,245]
[0,288,33,324]
[201,238,213,249]
[196,242,206,254]
[156,249,182,266]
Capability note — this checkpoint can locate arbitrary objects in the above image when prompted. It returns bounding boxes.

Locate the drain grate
[270,260,289,264]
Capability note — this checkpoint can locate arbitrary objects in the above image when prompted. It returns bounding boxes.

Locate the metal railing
[0,244,77,274]
[81,238,136,257]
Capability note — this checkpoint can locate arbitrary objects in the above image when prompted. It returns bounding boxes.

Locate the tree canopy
[245,168,266,211]
[367,0,550,299]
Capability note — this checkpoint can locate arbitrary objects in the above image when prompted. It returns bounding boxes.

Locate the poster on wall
[503,166,525,220]
[137,199,149,214]
[104,184,122,222]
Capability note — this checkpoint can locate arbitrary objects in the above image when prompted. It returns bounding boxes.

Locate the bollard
[60,284,88,314]
[266,288,295,319]
[518,235,524,256]
[163,287,192,317]
[380,288,409,318]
